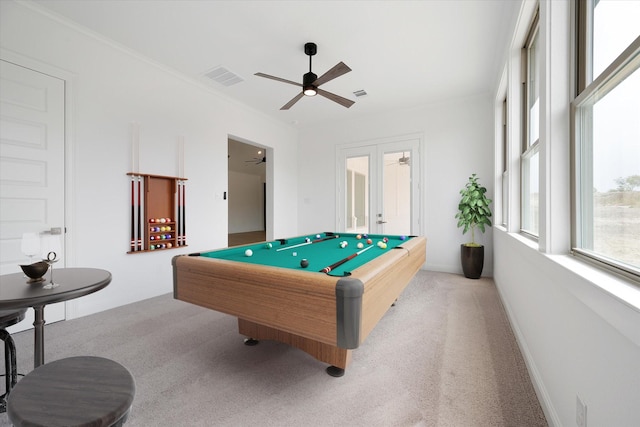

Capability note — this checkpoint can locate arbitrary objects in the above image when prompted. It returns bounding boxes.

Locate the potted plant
[455,174,492,279]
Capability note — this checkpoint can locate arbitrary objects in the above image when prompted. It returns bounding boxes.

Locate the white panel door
[0,59,66,330]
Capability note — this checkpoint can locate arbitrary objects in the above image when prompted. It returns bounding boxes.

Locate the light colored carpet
[0,271,547,426]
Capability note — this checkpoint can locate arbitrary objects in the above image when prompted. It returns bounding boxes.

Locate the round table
[0,268,112,368]
[7,356,135,427]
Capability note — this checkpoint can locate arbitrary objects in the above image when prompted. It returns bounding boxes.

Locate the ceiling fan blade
[254,72,301,87]
[316,88,355,108]
[313,62,352,87]
[280,92,305,110]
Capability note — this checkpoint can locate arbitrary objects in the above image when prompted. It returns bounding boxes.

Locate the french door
[337,135,421,236]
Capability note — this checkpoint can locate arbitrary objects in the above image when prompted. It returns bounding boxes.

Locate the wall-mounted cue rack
[127,173,187,253]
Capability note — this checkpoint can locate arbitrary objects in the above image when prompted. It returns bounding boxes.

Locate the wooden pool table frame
[172,235,426,375]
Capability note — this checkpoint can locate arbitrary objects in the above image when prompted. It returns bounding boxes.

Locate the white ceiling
[32,0,519,128]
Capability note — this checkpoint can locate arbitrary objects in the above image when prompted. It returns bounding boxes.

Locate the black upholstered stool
[0,308,27,413]
[8,356,135,427]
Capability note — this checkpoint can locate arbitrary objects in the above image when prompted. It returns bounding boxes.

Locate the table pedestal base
[238,318,352,373]
[32,306,45,368]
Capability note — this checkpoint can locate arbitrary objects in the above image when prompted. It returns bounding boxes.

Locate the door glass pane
[383,151,411,235]
[346,156,369,233]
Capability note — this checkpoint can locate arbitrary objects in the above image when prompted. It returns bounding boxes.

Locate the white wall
[0,1,298,317]
[228,171,264,233]
[298,94,495,276]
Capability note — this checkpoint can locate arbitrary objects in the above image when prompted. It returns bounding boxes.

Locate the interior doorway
[227,138,267,246]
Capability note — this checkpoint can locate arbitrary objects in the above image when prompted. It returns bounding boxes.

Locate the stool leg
[8,334,18,389]
[1,329,12,412]
[0,330,18,391]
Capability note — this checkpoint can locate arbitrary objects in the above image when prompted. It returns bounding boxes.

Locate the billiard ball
[400,235,407,240]
[149,219,155,223]
[292,252,297,256]
[357,242,364,249]
[265,242,272,249]
[244,249,253,257]
[366,239,373,245]
[150,244,156,250]
[165,218,171,222]
[380,242,387,249]
[383,237,389,243]
[356,234,362,239]
[305,237,311,243]
[316,234,321,239]
[300,259,309,268]
[166,243,172,248]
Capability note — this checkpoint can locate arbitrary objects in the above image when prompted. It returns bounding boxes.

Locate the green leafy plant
[455,174,492,247]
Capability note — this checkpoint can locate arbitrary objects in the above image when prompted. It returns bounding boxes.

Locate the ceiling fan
[245,156,266,165]
[255,42,355,110]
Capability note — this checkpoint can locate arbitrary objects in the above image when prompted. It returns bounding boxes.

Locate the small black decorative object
[19,261,49,283]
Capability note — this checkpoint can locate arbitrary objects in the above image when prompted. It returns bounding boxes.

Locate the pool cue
[130,177,136,252]
[181,181,186,245]
[319,244,374,274]
[276,235,338,251]
[137,176,142,251]
[176,181,181,246]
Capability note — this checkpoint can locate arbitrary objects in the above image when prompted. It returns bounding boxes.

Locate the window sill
[548,254,640,312]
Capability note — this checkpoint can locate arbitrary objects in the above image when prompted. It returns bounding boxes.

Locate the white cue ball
[292,252,297,256]
[245,249,253,257]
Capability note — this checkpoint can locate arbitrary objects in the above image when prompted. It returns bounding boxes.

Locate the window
[574,0,640,278]
[501,98,508,227]
[521,11,540,237]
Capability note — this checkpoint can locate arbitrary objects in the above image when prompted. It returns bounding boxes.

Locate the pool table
[172,232,426,376]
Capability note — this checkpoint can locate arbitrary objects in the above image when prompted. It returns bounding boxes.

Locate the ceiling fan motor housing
[303,72,318,87]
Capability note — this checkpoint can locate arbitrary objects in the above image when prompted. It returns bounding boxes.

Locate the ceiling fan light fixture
[303,71,318,96]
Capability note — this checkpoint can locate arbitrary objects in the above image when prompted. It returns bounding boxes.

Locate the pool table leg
[326,366,345,377]
[243,338,259,346]
[238,318,352,375]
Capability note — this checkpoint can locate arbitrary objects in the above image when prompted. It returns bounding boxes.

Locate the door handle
[376,220,387,224]
[42,227,63,235]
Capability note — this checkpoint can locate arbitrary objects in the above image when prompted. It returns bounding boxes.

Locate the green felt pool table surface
[200,232,412,276]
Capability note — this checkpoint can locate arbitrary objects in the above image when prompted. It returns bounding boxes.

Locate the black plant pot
[460,244,484,279]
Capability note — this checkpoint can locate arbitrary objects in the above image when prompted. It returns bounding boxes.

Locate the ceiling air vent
[204,66,244,87]
[353,89,368,97]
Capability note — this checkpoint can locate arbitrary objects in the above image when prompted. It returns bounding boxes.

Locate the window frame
[572,0,640,281]
[520,9,541,239]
